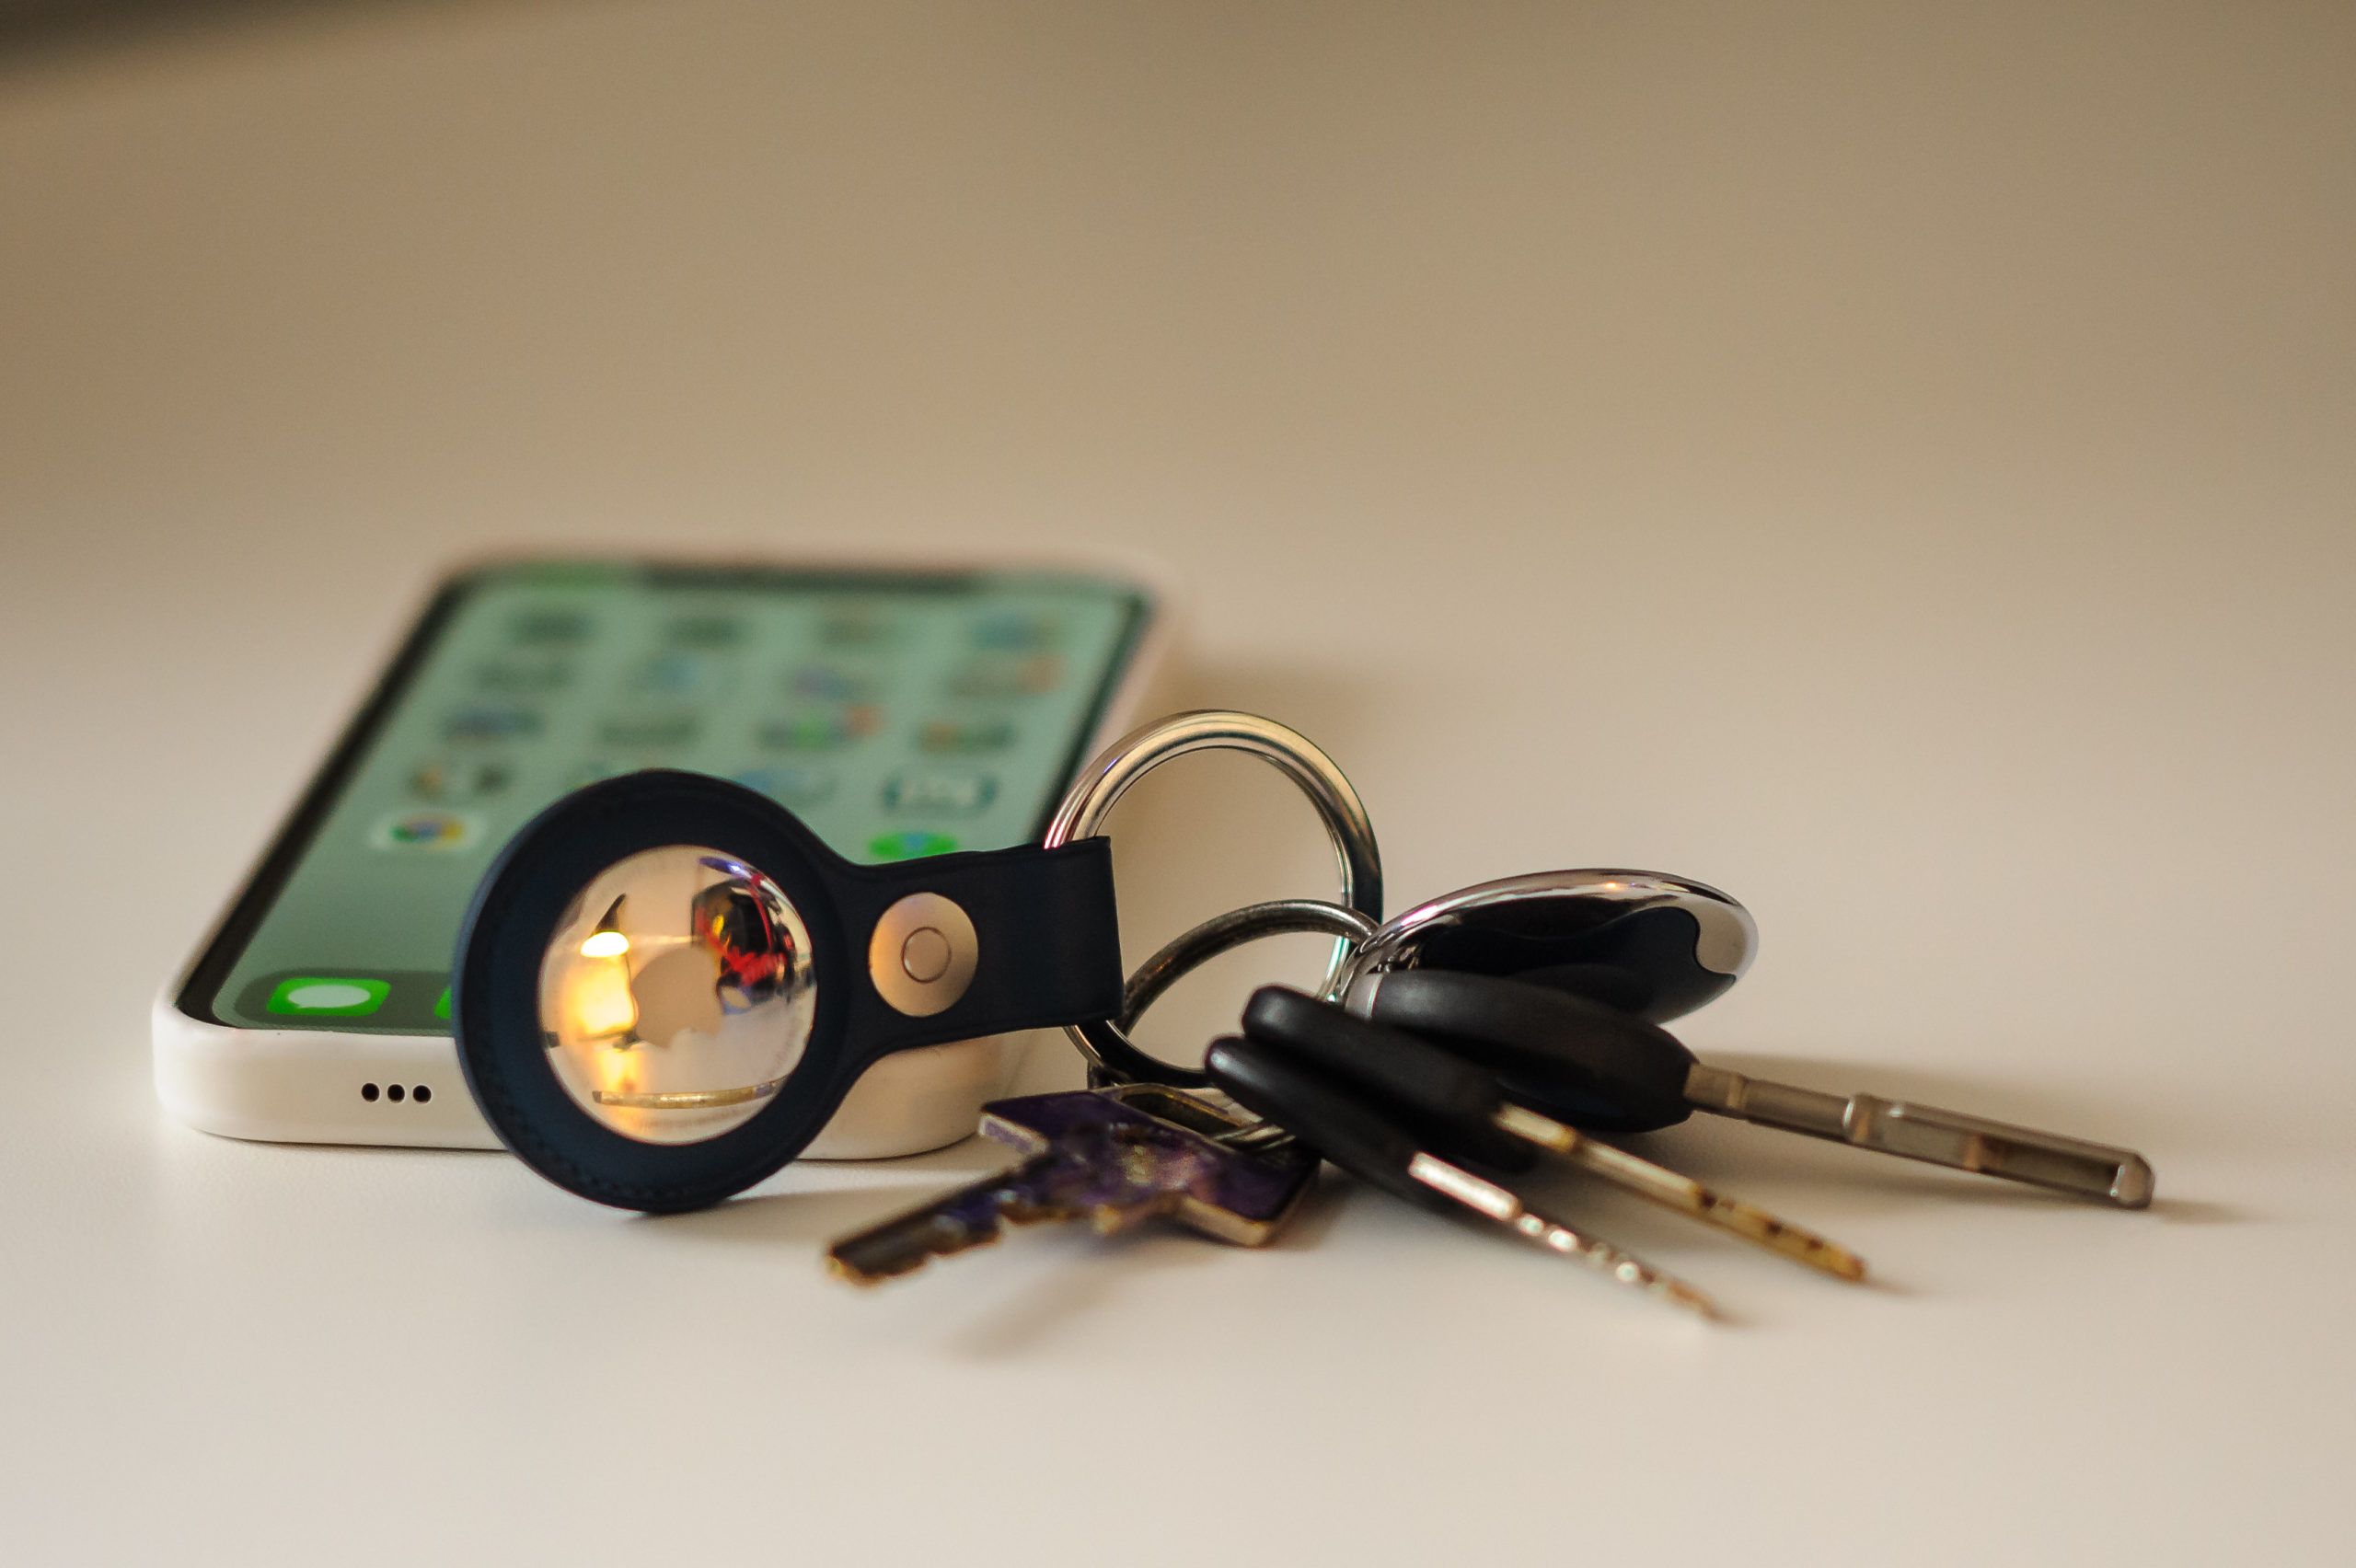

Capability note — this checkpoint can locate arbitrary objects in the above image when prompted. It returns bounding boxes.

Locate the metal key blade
[1237,986,1863,1281]
[1207,1032,1720,1318]
[827,1155,1059,1286]
[1491,1101,1867,1280]
[1683,1066,2156,1208]
[1407,1152,1717,1319]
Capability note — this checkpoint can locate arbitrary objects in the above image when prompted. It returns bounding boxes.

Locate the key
[1204,1032,1718,1318]
[1347,970,2156,1208]
[826,1085,1316,1286]
[1240,986,1866,1280]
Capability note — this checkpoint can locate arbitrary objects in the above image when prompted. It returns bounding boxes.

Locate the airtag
[536,844,818,1146]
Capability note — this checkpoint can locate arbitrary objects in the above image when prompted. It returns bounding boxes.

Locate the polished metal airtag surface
[537,844,818,1145]
[867,892,977,1017]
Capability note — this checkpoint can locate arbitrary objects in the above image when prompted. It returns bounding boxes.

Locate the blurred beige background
[2,4,2350,1564]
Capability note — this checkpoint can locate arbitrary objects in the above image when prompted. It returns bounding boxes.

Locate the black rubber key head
[1240,986,1530,1171]
[1205,1036,1463,1217]
[1357,970,1698,1133]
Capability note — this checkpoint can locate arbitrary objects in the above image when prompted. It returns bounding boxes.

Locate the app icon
[628,652,729,698]
[433,986,451,1021]
[508,607,594,645]
[868,830,960,861]
[267,976,391,1017]
[445,704,543,743]
[370,811,481,851]
[970,611,1060,651]
[918,717,1015,755]
[597,710,699,749]
[665,614,745,650]
[409,756,512,802]
[946,652,1061,698]
[820,603,899,647]
[881,768,997,816]
[472,655,572,693]
[757,705,880,752]
[734,766,836,807]
[784,663,878,702]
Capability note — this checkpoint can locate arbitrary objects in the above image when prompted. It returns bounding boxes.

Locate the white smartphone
[156,558,1171,1157]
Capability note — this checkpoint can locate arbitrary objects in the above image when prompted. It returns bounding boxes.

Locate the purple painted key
[826,1086,1316,1286]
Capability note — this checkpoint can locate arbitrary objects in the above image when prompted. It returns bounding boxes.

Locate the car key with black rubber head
[826,1084,1316,1286]
[1204,1033,1716,1317]
[1345,970,2155,1208]
[1240,986,1865,1279]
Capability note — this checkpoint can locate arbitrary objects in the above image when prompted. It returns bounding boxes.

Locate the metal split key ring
[1040,711,1383,1089]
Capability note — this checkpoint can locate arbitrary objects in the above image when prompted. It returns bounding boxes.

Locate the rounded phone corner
[150,989,503,1150]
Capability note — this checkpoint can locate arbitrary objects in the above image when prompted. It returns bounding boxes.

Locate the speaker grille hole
[361,1083,379,1101]
[413,1085,432,1103]
[387,1084,405,1102]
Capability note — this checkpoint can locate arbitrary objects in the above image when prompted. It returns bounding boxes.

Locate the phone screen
[187,561,1151,1036]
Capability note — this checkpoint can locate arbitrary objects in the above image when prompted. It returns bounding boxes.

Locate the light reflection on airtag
[538,845,817,1144]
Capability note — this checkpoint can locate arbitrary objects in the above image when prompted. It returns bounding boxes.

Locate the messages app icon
[266,976,391,1018]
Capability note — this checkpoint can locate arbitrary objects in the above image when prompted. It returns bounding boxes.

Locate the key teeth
[1565,1133,1869,1282]
[1514,1209,1719,1320]
[826,1252,916,1289]
[826,1212,1006,1286]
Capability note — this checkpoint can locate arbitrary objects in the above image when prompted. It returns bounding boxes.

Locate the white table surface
[4,5,2351,1563]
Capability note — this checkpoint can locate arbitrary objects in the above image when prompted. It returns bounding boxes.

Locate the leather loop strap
[842,838,1126,1052]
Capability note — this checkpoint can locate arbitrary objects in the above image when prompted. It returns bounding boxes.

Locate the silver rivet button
[868,893,978,1017]
[901,926,951,984]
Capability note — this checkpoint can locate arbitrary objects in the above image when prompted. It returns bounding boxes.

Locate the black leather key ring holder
[454,770,1123,1212]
